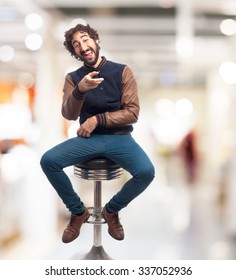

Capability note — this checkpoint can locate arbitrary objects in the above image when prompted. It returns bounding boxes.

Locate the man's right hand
[78,71,104,92]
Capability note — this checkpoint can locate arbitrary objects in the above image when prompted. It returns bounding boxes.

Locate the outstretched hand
[78,71,104,92]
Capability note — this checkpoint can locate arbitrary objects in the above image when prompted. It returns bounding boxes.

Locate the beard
[77,45,100,67]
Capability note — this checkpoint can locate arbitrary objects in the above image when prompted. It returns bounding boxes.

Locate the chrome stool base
[70,245,112,260]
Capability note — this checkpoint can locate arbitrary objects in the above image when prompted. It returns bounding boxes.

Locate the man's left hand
[77,116,98,138]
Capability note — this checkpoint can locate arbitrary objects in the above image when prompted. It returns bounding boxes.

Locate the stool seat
[75,157,121,170]
[74,157,123,181]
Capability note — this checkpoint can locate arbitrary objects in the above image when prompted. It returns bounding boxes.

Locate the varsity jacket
[61,57,140,134]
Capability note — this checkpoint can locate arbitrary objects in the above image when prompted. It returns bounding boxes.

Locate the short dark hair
[63,24,100,59]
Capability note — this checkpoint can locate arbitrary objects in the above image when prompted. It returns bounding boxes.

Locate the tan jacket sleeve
[102,65,140,127]
[61,74,85,121]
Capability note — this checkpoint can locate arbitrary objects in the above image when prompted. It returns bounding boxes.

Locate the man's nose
[80,42,87,51]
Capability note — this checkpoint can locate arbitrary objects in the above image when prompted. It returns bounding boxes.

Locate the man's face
[72,31,99,66]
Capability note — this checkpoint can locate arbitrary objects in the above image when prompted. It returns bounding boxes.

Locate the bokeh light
[0,45,15,62]
[24,13,43,31]
[220,19,236,36]
[24,33,43,51]
[175,98,193,117]
[219,61,236,85]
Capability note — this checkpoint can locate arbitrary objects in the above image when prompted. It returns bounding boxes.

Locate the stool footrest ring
[87,207,106,225]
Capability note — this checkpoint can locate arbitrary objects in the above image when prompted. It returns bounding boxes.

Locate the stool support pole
[93,180,102,247]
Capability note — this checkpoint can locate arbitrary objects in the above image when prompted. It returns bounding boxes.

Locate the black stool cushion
[75,157,121,170]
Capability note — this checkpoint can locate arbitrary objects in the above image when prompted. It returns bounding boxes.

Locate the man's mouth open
[82,49,93,59]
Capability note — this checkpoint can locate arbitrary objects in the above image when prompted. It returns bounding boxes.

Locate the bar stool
[70,157,123,260]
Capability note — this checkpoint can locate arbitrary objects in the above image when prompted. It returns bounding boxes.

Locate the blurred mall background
[1,0,236,260]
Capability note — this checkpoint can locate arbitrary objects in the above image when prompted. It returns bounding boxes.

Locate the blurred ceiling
[1,0,236,88]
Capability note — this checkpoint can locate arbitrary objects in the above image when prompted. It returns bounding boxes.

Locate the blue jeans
[40,134,155,214]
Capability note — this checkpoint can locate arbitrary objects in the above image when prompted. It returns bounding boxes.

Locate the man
[40,24,155,243]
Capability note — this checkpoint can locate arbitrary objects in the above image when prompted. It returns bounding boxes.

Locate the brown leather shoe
[102,206,124,240]
[62,208,90,243]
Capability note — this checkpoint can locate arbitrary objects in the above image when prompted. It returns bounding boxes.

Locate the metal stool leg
[94,181,102,247]
[70,180,112,260]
